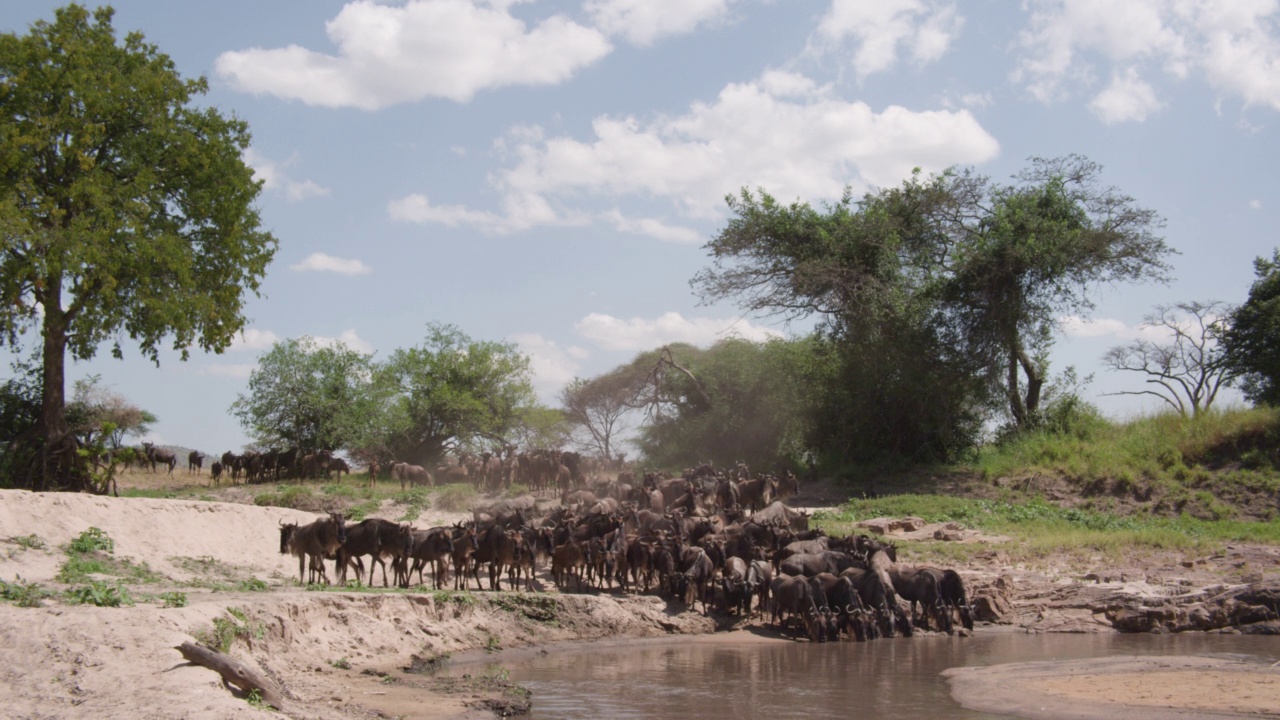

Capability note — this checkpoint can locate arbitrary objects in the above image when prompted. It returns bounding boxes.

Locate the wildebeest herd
[277,462,973,643]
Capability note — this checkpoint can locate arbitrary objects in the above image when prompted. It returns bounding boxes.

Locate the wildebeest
[405,526,456,588]
[188,451,205,474]
[143,442,177,474]
[779,551,861,578]
[392,462,433,490]
[279,512,347,585]
[337,519,412,588]
[769,573,824,642]
[551,536,586,591]
[210,461,224,487]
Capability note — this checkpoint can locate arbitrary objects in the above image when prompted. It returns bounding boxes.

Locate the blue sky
[2,1,1277,454]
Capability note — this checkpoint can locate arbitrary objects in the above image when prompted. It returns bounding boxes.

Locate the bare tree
[560,371,635,459]
[1101,301,1237,417]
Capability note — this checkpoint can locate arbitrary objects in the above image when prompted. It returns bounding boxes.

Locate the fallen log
[175,641,284,710]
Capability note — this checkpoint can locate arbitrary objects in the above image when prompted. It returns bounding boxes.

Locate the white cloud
[602,210,703,244]
[574,312,784,352]
[194,363,257,379]
[1015,0,1280,113]
[1250,199,1263,209]
[243,148,330,201]
[812,0,964,80]
[215,0,612,109]
[312,330,374,354]
[229,328,280,352]
[511,332,585,402]
[290,252,373,276]
[586,0,739,46]
[1058,315,1181,343]
[1089,67,1164,123]
[390,70,999,234]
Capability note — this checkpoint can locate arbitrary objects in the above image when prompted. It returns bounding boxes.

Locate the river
[455,632,1279,719]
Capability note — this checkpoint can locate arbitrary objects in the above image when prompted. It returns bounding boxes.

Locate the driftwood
[175,641,284,709]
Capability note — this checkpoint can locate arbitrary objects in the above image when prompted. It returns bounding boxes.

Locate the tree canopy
[684,156,1171,464]
[0,5,275,490]
[374,324,535,466]
[1222,250,1280,406]
[230,337,375,454]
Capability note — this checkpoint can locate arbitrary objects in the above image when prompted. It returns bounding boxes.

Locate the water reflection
[474,634,1279,720]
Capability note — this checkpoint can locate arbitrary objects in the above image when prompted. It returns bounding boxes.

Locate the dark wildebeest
[335,518,382,586]
[736,477,774,512]
[677,546,715,613]
[330,458,351,480]
[815,573,875,641]
[188,451,205,474]
[930,567,973,631]
[769,573,824,642]
[209,461,224,487]
[806,575,841,642]
[746,559,773,617]
[450,523,480,590]
[551,536,586,592]
[406,526,455,589]
[392,462,433,490]
[472,524,522,591]
[143,442,177,474]
[840,567,908,639]
[279,512,347,585]
[779,551,861,578]
[890,566,955,633]
[720,556,751,615]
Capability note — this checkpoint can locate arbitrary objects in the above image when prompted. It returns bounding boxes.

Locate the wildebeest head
[328,511,348,544]
[278,521,298,555]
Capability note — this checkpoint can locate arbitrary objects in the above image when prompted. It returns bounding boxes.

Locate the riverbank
[1,485,1279,718]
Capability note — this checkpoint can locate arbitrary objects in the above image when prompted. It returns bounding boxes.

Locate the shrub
[1,576,49,607]
[159,591,188,608]
[69,527,114,554]
[435,484,476,512]
[66,581,132,607]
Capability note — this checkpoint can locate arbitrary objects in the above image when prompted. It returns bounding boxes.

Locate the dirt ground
[1,473,1279,719]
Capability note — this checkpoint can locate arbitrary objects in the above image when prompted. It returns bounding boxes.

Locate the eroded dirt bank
[1,489,1279,719]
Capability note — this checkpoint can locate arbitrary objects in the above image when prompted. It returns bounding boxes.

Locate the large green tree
[231,337,374,454]
[1222,250,1280,405]
[376,324,535,466]
[694,156,1172,464]
[0,6,275,490]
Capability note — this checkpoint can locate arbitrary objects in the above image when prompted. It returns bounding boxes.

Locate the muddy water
[469,633,1279,719]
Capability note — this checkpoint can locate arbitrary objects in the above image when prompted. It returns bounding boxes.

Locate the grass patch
[6,534,46,551]
[968,408,1280,512]
[65,581,133,607]
[195,608,265,653]
[58,554,165,585]
[346,499,380,522]
[1,576,50,607]
[393,487,432,522]
[159,591,188,608]
[434,483,477,512]
[814,494,1280,560]
[253,484,315,510]
[490,592,558,623]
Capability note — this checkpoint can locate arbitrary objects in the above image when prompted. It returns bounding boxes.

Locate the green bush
[434,484,476,512]
[159,591,188,608]
[69,527,114,554]
[66,581,132,607]
[1,576,49,607]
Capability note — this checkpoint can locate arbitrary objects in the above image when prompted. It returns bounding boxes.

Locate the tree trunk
[10,276,80,491]
[174,641,285,710]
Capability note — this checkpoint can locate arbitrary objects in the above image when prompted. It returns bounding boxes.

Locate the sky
[2,0,1277,455]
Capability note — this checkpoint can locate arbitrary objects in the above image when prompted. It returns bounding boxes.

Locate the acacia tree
[67,374,155,449]
[375,324,535,466]
[1102,301,1236,417]
[0,6,275,490]
[695,156,1172,453]
[1222,250,1280,406]
[560,372,634,459]
[231,337,374,454]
